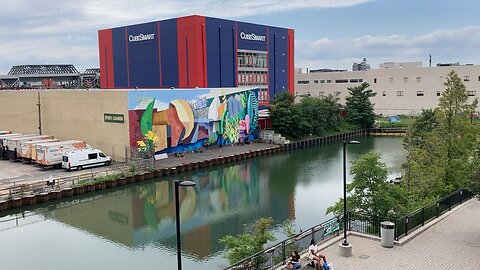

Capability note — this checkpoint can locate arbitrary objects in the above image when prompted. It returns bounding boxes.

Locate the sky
[0,0,479,74]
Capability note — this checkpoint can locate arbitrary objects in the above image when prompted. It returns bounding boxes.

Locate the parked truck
[35,140,88,168]
[62,148,111,171]
[19,138,59,161]
[0,131,11,135]
[6,135,54,160]
[0,134,30,159]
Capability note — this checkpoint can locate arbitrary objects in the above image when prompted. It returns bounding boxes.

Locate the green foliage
[326,151,408,218]
[140,99,155,136]
[345,82,376,129]
[269,92,343,139]
[403,71,479,205]
[219,217,276,265]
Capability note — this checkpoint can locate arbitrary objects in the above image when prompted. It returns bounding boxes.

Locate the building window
[437,91,441,96]
[374,78,377,83]
[335,79,348,83]
[359,79,364,82]
[326,80,332,83]
[468,91,476,96]
[314,80,319,84]
[464,76,470,82]
[307,92,311,96]
[478,76,480,81]
[403,77,408,83]
[350,79,359,83]
[320,80,325,83]
[416,77,421,83]
[416,91,424,96]
[334,91,341,97]
[297,80,309,84]
[382,91,386,96]
[397,91,404,96]
[389,77,394,83]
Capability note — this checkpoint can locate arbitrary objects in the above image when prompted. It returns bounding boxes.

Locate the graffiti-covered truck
[35,140,88,168]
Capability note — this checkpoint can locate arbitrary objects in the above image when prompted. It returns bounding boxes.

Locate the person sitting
[309,239,328,270]
[286,250,301,269]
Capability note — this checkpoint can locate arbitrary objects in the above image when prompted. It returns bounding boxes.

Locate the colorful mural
[128,88,259,154]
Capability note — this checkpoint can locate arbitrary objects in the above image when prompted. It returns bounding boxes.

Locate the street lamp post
[175,180,196,270]
[342,140,360,247]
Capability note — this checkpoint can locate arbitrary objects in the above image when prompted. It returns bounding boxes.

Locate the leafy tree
[345,82,376,129]
[219,217,276,265]
[468,143,480,196]
[326,151,408,218]
[435,70,478,190]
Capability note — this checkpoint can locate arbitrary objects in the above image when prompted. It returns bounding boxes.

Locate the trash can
[380,221,395,248]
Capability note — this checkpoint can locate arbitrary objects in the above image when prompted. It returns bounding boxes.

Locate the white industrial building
[294,62,480,115]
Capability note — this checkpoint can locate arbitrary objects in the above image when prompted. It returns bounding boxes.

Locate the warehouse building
[295,62,480,115]
[98,15,294,106]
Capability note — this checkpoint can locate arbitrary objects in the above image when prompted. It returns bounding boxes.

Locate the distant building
[353,58,371,71]
[379,62,422,69]
[310,68,347,73]
[0,64,80,89]
[294,62,480,115]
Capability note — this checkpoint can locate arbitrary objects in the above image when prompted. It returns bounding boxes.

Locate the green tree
[345,82,376,129]
[219,217,276,265]
[435,70,478,190]
[468,143,480,196]
[326,151,408,217]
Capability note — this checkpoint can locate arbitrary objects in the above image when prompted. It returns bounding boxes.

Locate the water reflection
[0,136,405,269]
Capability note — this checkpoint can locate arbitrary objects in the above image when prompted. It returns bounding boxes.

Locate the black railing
[348,189,474,240]
[224,217,340,270]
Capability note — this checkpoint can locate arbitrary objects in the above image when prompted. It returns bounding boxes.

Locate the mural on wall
[128,88,259,154]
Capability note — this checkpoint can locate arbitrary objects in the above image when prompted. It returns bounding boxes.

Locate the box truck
[19,138,59,160]
[0,134,27,159]
[62,148,111,171]
[36,140,88,168]
[6,135,54,160]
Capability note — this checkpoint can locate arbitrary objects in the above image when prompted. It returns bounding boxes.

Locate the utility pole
[37,91,42,135]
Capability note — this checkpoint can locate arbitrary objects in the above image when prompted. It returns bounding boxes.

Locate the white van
[62,148,111,171]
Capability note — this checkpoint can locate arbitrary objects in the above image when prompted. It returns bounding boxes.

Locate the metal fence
[0,158,152,201]
[348,189,474,240]
[224,217,340,270]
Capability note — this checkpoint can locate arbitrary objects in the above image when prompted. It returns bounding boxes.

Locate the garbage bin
[380,221,395,248]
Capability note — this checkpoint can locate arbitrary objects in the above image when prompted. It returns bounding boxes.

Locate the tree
[219,217,276,265]
[435,70,478,190]
[326,151,408,218]
[345,82,376,129]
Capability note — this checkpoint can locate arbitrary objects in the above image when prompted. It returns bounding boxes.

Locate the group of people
[286,239,328,270]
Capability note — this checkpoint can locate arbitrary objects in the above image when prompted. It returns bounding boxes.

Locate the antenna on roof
[429,54,432,67]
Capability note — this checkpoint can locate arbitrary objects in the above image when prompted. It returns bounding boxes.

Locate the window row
[297,78,364,84]
[237,71,268,86]
[385,90,477,97]
[237,52,268,68]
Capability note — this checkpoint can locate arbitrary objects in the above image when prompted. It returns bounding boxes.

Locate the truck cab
[62,148,111,171]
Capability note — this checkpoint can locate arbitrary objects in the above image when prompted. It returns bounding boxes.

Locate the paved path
[321,199,480,270]
[152,142,277,169]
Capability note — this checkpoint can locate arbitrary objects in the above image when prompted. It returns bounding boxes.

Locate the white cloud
[295,26,480,70]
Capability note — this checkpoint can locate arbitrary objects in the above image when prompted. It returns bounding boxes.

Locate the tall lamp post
[339,140,360,256]
[175,180,196,270]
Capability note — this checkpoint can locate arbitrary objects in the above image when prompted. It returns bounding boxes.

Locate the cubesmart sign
[127,22,161,88]
[237,22,267,51]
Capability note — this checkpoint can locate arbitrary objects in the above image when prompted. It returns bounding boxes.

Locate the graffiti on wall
[128,88,259,154]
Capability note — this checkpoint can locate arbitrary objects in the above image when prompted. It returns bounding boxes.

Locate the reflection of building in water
[39,160,295,259]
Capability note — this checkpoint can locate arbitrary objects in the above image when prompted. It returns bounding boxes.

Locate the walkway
[319,199,480,270]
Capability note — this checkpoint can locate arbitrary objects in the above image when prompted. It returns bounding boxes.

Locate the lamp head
[179,180,196,187]
[347,140,360,144]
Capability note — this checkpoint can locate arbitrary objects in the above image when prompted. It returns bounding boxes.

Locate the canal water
[0,136,404,269]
